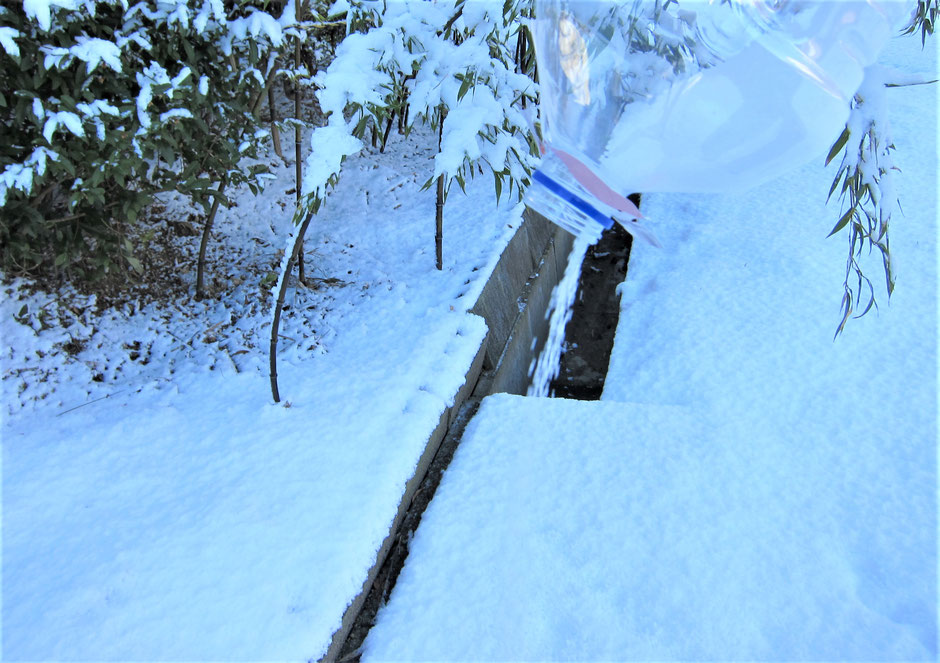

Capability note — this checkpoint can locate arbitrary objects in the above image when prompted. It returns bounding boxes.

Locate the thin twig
[196,176,229,300]
[57,389,128,416]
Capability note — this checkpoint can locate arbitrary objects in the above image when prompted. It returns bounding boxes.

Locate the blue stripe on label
[532,170,614,230]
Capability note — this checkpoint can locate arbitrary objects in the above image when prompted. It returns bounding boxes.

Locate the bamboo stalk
[269,86,284,159]
[194,59,277,301]
[294,0,305,284]
[515,26,523,74]
[381,112,394,152]
[398,87,410,134]
[269,208,315,403]
[435,174,444,271]
[435,109,444,270]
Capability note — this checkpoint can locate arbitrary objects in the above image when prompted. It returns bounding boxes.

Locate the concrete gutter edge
[320,335,487,663]
[320,211,569,662]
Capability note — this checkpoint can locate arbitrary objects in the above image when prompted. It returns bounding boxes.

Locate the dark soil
[549,210,635,400]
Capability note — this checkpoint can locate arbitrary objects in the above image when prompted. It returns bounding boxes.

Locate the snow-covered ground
[361,35,938,660]
[1,125,524,660]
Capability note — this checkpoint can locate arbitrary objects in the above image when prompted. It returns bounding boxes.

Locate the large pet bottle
[524,0,913,243]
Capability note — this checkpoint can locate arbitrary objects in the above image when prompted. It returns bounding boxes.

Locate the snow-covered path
[361,35,938,660]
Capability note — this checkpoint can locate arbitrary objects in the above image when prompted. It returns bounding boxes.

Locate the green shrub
[0,0,287,279]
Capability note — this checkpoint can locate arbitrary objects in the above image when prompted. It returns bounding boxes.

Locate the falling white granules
[528,233,594,397]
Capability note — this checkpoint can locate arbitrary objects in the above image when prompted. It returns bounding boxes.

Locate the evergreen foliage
[0,0,287,278]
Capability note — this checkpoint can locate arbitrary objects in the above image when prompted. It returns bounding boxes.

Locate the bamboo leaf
[841,172,854,196]
[825,127,851,166]
[855,294,875,318]
[457,74,472,102]
[828,206,856,237]
[352,113,369,138]
[834,292,852,339]
[827,170,844,203]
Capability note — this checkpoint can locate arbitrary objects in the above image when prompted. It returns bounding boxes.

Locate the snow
[70,35,123,73]
[158,108,193,123]
[0,26,20,58]
[311,32,393,117]
[227,9,284,46]
[0,146,57,205]
[41,110,84,142]
[301,124,363,199]
[23,0,79,32]
[361,33,937,661]
[3,11,935,663]
[30,97,44,120]
[1,125,520,661]
[364,393,935,660]
[76,99,120,118]
[528,234,592,397]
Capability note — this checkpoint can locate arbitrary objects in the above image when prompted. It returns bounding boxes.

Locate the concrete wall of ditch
[323,209,571,662]
[471,209,574,396]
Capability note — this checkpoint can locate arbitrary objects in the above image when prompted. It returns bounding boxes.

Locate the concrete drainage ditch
[550,220,633,399]
[327,207,635,663]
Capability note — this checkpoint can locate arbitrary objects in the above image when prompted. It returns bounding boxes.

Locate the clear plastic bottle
[524,0,913,242]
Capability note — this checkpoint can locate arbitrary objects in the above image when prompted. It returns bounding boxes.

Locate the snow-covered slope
[1,129,523,661]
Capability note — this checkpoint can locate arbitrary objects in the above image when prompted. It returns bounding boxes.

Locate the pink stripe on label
[549,146,644,220]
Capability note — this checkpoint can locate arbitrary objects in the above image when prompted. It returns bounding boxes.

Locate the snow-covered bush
[825,66,898,336]
[825,2,937,335]
[269,0,540,402]
[0,0,288,278]
[297,0,539,217]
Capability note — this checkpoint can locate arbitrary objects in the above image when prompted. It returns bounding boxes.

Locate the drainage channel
[334,397,481,663]
[549,219,633,399]
[334,206,635,662]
